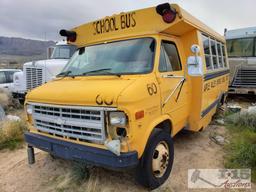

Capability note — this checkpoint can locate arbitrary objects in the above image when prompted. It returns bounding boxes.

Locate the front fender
[137,114,173,158]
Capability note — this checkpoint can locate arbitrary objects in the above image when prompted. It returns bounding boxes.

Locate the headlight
[26,104,33,115]
[109,112,127,126]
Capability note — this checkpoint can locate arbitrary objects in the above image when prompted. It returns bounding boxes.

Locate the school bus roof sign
[68,4,224,47]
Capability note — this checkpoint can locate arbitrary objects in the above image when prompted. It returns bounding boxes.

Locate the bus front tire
[136,129,174,190]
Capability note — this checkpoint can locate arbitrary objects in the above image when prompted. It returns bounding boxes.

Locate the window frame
[158,40,182,73]
[210,38,219,69]
[202,33,227,71]
[217,42,224,68]
[202,35,213,70]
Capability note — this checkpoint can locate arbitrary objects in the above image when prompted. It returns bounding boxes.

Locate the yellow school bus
[24,3,229,189]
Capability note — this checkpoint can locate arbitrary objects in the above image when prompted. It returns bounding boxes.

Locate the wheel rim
[152,141,169,178]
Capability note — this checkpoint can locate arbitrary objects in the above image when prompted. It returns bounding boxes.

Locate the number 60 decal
[147,83,157,95]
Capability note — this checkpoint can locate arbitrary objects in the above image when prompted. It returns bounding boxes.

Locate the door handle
[161,74,184,79]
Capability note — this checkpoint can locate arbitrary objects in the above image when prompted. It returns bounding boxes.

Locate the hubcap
[152,141,169,178]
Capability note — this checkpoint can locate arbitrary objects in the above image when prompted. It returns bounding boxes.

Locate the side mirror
[191,44,200,54]
[187,44,203,76]
[47,47,54,59]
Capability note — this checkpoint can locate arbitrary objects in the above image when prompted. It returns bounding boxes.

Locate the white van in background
[225,26,256,94]
[0,69,21,91]
[12,41,76,103]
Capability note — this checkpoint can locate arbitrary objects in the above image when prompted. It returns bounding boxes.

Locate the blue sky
[0,0,255,40]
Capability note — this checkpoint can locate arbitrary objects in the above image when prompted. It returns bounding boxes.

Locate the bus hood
[26,77,136,106]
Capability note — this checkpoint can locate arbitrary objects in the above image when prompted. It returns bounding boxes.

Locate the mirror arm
[162,77,185,107]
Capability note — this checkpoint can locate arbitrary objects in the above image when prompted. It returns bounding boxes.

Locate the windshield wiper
[81,68,121,77]
[82,68,112,75]
[57,70,72,77]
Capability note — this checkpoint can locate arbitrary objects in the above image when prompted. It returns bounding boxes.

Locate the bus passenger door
[157,39,189,135]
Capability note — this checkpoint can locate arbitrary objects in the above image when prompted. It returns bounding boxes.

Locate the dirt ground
[0,124,254,192]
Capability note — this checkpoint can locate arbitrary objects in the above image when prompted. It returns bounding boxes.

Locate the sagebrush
[0,119,28,150]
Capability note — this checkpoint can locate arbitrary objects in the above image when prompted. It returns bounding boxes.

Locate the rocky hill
[0,36,55,67]
[0,36,55,56]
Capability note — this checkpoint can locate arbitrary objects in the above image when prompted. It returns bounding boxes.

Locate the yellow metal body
[25,4,229,158]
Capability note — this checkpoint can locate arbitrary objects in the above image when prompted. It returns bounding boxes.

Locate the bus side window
[222,45,227,67]
[210,39,218,69]
[217,43,223,68]
[202,35,213,70]
[159,41,181,72]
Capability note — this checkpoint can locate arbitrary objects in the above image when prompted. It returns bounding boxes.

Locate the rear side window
[0,72,7,84]
[159,41,181,72]
[217,43,223,68]
[222,45,227,67]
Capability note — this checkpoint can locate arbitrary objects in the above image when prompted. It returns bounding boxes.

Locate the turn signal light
[135,110,144,120]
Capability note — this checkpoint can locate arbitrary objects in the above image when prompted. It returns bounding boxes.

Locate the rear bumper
[24,132,138,170]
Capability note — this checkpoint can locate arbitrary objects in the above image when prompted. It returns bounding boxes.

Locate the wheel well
[155,119,172,134]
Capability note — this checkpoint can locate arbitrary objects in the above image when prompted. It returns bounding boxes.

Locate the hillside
[0,36,55,68]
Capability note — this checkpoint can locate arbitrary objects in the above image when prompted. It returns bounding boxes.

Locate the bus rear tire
[136,129,174,189]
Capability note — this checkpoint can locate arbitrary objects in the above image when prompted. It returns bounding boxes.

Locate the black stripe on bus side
[204,69,230,81]
[201,97,220,118]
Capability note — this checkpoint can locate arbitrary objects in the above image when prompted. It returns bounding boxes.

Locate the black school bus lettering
[204,75,228,92]
[204,83,210,92]
[93,12,136,35]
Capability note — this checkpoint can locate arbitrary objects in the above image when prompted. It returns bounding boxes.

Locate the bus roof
[69,4,224,47]
[225,26,256,39]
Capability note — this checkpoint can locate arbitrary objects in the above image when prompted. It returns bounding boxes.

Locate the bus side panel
[180,29,204,131]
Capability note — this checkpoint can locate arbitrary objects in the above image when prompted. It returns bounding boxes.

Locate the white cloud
[0,0,255,40]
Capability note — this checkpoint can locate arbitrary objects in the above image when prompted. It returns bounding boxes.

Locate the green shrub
[226,113,256,132]
[225,113,256,182]
[0,119,28,150]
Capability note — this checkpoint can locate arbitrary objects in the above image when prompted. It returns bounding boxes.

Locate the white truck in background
[12,41,76,103]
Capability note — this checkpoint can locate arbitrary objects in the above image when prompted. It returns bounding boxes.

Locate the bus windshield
[227,38,255,57]
[51,45,76,59]
[60,38,155,76]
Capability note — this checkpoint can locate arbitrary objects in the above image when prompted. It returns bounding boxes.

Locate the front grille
[232,67,256,87]
[31,103,107,144]
[25,67,43,90]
